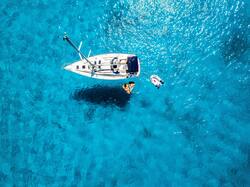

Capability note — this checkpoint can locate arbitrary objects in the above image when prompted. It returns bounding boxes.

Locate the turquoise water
[1,0,250,186]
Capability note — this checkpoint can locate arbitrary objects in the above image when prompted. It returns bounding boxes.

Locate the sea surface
[0,0,250,186]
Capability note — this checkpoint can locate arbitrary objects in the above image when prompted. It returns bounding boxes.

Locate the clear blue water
[0,0,250,186]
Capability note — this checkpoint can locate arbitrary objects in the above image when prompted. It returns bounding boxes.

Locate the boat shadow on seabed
[71,85,131,108]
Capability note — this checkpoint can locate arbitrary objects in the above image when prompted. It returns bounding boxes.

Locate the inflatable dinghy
[150,75,164,89]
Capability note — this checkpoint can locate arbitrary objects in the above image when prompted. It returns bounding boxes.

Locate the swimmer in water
[122,81,135,94]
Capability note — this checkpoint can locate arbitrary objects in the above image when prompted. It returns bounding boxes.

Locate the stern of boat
[127,55,140,78]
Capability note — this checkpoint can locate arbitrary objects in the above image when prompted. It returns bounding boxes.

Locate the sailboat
[63,35,140,80]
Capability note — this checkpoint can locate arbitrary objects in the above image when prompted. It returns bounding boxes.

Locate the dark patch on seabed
[72,85,130,107]
[222,30,249,62]
[84,107,96,121]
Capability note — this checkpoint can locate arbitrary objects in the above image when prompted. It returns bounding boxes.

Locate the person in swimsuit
[122,81,135,94]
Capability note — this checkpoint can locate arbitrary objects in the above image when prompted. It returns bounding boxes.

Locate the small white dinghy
[63,35,140,80]
[150,75,164,88]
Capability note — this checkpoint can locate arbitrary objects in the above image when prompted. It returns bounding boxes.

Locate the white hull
[64,53,140,80]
